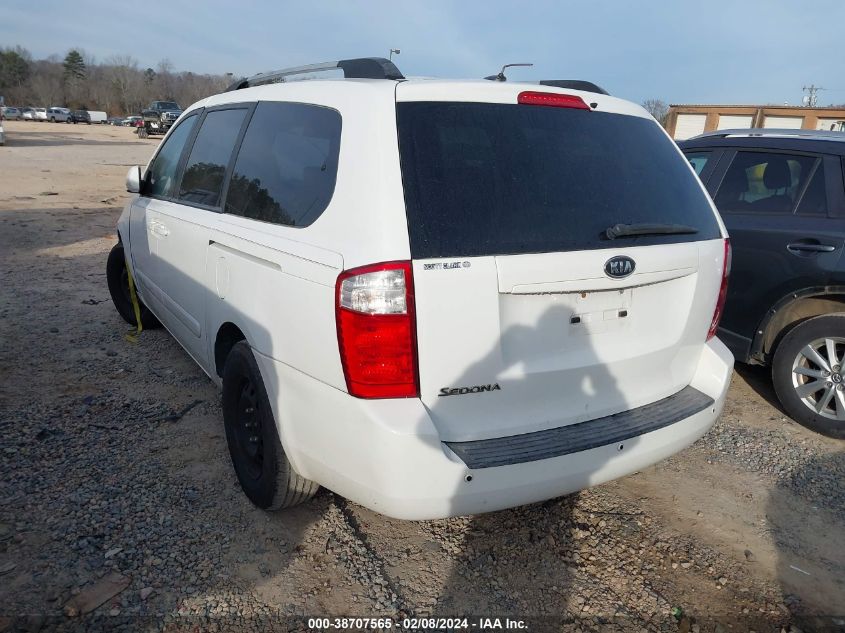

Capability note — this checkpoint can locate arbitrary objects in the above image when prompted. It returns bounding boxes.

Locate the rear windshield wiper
[605,223,699,240]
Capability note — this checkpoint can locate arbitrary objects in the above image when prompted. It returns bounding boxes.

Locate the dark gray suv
[680,129,845,438]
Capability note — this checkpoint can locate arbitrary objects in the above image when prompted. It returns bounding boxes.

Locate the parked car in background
[0,122,5,145]
[87,110,107,124]
[680,129,845,438]
[71,110,91,124]
[122,115,142,127]
[33,107,47,121]
[139,100,183,137]
[107,117,124,126]
[21,107,36,120]
[1,106,21,120]
[107,57,732,519]
[46,107,72,123]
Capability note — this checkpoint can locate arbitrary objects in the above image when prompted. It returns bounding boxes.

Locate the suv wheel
[772,314,845,438]
[222,341,319,510]
[106,243,161,329]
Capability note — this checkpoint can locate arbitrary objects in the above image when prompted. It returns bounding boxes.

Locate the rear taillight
[707,238,731,341]
[336,261,419,399]
[517,91,590,110]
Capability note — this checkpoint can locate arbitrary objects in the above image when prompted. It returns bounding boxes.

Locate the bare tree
[28,59,63,106]
[641,98,670,126]
[105,55,145,113]
[4,45,229,115]
[155,59,176,101]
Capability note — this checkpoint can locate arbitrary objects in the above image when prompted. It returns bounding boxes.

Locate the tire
[772,313,845,439]
[106,243,161,329]
[222,341,319,510]
[50,117,55,122]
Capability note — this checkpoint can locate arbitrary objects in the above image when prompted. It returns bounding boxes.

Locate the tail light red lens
[517,91,590,110]
[336,261,419,399]
[707,238,731,340]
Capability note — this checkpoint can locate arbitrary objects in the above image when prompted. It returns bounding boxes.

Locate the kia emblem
[605,256,635,279]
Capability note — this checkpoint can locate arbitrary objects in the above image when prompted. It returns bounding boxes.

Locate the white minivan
[107,57,733,519]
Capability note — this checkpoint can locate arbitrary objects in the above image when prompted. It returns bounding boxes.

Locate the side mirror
[126,166,142,193]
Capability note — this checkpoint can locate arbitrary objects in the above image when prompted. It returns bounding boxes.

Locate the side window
[178,108,247,208]
[145,114,199,198]
[685,151,711,176]
[796,163,828,216]
[224,102,342,227]
[714,151,817,214]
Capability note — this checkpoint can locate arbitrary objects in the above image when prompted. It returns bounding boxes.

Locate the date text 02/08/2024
[307,617,528,630]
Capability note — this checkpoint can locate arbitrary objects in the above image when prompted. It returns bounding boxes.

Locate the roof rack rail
[538,80,609,95]
[226,57,404,91]
[692,128,845,141]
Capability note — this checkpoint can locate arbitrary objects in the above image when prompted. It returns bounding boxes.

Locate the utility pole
[802,84,824,107]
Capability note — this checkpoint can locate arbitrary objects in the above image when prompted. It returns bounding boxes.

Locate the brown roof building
[665,104,845,139]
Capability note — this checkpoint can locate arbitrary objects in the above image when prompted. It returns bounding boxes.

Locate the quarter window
[796,163,828,216]
[685,151,711,176]
[714,151,817,214]
[224,102,342,227]
[178,108,247,208]
[145,113,198,198]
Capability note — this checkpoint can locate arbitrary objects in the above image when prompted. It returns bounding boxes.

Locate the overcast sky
[3,0,844,106]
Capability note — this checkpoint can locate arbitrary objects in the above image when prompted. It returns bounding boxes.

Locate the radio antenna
[484,63,533,82]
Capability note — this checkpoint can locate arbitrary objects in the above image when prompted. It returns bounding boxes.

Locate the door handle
[148,219,170,237]
[787,242,836,253]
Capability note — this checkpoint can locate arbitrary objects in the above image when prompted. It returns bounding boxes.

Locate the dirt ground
[0,120,843,632]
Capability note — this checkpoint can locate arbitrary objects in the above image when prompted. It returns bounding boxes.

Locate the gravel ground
[0,121,843,633]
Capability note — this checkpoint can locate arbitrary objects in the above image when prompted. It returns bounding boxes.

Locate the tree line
[0,46,231,115]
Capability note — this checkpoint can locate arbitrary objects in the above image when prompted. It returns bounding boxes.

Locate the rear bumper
[254,338,733,520]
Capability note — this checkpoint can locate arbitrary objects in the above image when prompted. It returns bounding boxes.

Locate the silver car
[46,107,72,123]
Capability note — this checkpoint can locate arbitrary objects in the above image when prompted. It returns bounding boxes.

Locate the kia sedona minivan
[107,57,733,519]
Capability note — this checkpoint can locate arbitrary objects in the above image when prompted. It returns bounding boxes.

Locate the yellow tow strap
[125,260,143,344]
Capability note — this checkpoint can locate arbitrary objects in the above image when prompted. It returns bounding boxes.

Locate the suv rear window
[397,102,721,258]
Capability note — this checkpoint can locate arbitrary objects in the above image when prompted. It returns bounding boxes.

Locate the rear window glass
[224,102,341,227]
[397,102,720,258]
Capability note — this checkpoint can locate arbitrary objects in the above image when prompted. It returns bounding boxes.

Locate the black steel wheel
[105,243,161,329]
[222,341,319,510]
[232,378,265,482]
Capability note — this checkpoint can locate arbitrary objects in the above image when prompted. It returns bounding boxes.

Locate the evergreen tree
[63,49,86,81]
[0,48,31,91]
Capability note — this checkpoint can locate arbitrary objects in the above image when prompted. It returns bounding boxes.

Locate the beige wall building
[665,104,845,139]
